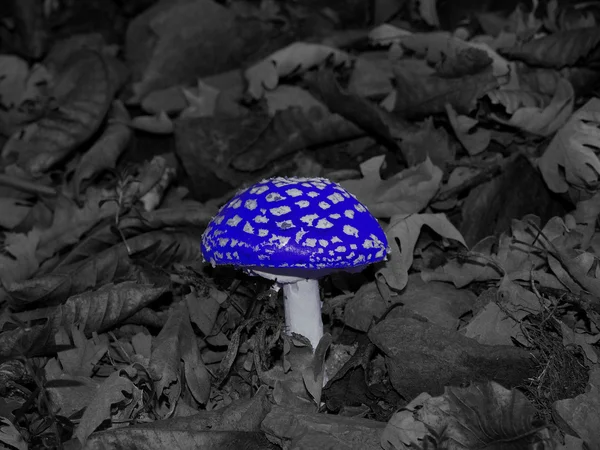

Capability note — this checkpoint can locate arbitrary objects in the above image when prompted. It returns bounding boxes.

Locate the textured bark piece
[262,404,385,450]
[368,316,537,399]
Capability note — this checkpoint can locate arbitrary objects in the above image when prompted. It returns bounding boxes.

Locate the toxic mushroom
[201,177,389,351]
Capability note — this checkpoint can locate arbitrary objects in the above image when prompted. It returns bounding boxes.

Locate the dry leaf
[131,112,175,134]
[180,79,219,118]
[7,229,203,309]
[489,77,574,136]
[35,187,118,262]
[394,65,502,118]
[0,198,32,229]
[400,32,493,77]
[245,42,352,99]
[2,50,114,174]
[0,229,40,286]
[445,103,491,155]
[500,26,600,68]
[12,282,168,339]
[378,213,466,291]
[74,365,138,444]
[553,366,600,449]
[416,382,550,448]
[340,155,442,218]
[538,96,600,192]
[55,326,108,377]
[72,100,133,199]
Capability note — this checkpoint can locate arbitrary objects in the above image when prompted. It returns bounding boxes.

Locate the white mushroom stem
[282,278,323,352]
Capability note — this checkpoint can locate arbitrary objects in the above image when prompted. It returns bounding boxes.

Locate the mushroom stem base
[282,279,323,352]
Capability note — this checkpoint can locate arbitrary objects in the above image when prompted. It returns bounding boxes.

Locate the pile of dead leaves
[1,0,600,449]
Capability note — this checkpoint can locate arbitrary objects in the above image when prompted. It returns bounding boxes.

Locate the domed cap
[201,177,389,274]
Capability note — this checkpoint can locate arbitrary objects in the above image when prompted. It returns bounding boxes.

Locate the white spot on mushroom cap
[245,199,257,210]
[243,222,254,234]
[269,235,290,247]
[227,215,242,226]
[270,205,291,216]
[277,220,294,230]
[307,191,319,198]
[344,210,354,219]
[318,201,330,210]
[327,193,345,204]
[295,229,308,243]
[343,225,359,237]
[254,215,268,223]
[296,200,310,208]
[303,238,317,247]
[230,198,242,208]
[300,213,319,226]
[315,218,333,229]
[286,188,303,197]
[250,185,269,195]
[266,192,286,202]
[258,229,269,237]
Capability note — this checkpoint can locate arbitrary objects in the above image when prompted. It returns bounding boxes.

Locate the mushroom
[201,177,389,351]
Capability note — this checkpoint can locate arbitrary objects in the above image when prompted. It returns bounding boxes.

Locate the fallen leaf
[0,198,32,229]
[150,301,210,418]
[378,213,466,291]
[2,50,114,174]
[186,288,220,337]
[263,85,327,116]
[417,382,551,448]
[74,365,138,444]
[347,52,394,99]
[381,393,430,450]
[560,321,600,364]
[445,103,491,155]
[72,100,133,199]
[0,416,27,450]
[245,42,352,99]
[340,155,442,218]
[55,326,108,377]
[394,65,502,118]
[12,282,168,339]
[400,32,493,77]
[398,117,454,167]
[6,229,202,310]
[500,26,600,69]
[35,187,118,262]
[553,366,600,449]
[0,230,40,287]
[489,77,574,136]
[180,79,220,118]
[538,96,600,193]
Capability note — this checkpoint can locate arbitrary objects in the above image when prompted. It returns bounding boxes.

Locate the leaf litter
[0,1,599,449]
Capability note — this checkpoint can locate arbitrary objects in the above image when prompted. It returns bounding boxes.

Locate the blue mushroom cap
[201,177,389,274]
